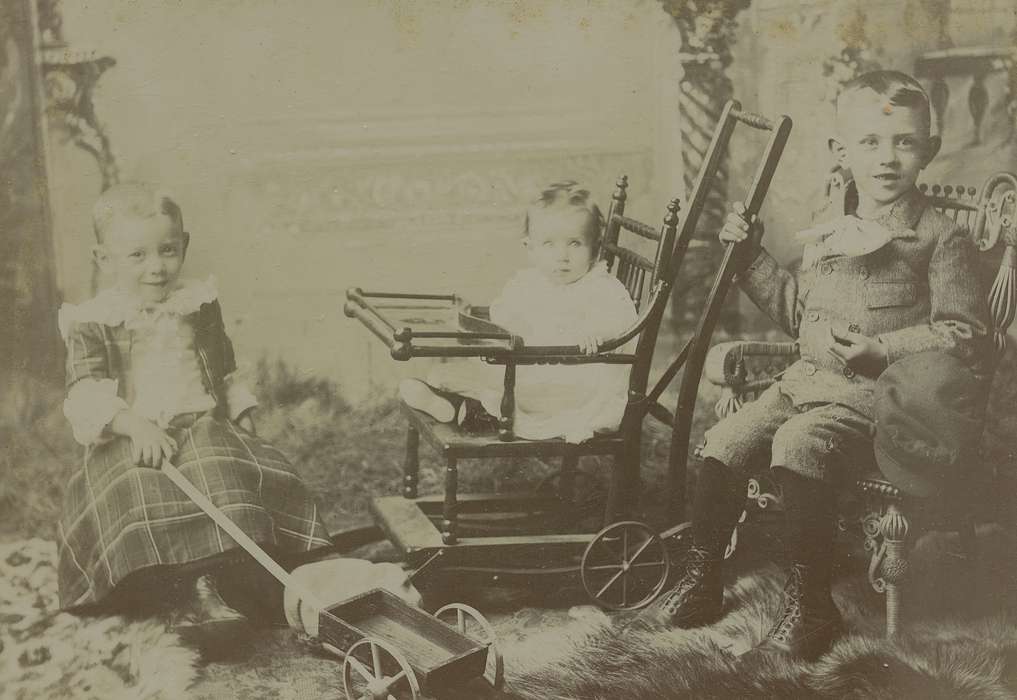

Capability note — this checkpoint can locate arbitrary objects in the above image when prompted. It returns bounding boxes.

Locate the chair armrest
[704,340,800,388]
[704,340,800,419]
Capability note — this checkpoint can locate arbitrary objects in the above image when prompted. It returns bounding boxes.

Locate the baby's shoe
[455,398,500,434]
[399,379,456,422]
[169,574,252,661]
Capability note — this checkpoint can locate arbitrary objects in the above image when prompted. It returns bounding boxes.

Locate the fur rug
[497,527,1017,700]
[4,530,1015,699]
[0,538,200,699]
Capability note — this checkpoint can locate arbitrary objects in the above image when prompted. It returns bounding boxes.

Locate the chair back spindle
[600,176,676,311]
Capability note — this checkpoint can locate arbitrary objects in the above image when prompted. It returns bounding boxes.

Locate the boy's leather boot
[629,544,724,629]
[753,562,843,660]
[746,467,843,661]
[628,458,745,630]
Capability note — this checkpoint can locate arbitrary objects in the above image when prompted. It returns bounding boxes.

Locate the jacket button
[859,266,869,279]
[803,362,817,376]
[821,263,833,275]
[808,310,820,322]
[848,323,861,333]
[843,366,856,379]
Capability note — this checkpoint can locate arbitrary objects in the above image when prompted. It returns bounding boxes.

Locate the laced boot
[627,544,724,630]
[752,563,843,661]
[627,458,746,631]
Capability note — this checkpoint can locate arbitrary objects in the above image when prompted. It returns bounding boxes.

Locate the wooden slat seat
[402,405,623,460]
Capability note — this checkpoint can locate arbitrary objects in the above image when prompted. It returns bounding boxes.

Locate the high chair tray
[344,286,638,364]
[343,288,516,360]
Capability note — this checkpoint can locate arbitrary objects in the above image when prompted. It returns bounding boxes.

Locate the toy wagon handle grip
[741,114,793,216]
[730,107,776,132]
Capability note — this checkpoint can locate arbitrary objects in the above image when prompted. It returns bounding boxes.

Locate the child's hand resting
[579,335,601,356]
[112,410,177,468]
[719,202,763,268]
[237,412,257,435]
[828,326,888,377]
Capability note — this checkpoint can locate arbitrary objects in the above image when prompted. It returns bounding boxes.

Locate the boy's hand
[579,335,601,356]
[237,412,257,435]
[827,326,888,377]
[719,202,763,268]
[113,411,177,468]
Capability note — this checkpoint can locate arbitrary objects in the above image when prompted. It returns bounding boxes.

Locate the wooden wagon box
[318,588,489,693]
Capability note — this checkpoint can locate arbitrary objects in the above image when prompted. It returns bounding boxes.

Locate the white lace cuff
[63,378,128,446]
[225,374,258,421]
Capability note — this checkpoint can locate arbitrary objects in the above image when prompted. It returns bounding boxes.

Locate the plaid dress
[56,281,332,609]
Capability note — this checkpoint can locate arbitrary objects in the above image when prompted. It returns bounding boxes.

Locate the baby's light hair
[92,182,183,243]
[837,70,933,132]
[524,181,605,252]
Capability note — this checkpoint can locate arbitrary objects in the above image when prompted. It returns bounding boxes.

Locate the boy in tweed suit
[636,71,990,659]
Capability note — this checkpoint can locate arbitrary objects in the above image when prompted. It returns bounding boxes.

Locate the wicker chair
[700,171,1017,636]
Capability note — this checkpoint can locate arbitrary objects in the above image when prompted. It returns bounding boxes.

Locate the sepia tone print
[2,1,1016,698]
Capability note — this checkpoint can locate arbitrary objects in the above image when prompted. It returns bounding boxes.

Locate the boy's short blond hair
[524,181,605,253]
[92,182,183,243]
[837,70,933,132]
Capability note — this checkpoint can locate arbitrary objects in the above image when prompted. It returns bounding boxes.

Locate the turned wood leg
[499,364,516,441]
[869,502,910,638]
[603,448,625,528]
[604,436,639,527]
[442,457,459,545]
[625,437,641,520]
[559,450,578,528]
[403,425,419,499]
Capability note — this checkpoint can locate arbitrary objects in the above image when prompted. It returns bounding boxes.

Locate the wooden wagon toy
[344,102,794,611]
[318,589,503,699]
[162,461,503,700]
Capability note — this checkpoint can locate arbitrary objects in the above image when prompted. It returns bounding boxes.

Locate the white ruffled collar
[58,276,218,340]
[795,216,918,268]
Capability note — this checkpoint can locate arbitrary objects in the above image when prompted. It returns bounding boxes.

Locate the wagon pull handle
[406,549,444,583]
[162,461,327,615]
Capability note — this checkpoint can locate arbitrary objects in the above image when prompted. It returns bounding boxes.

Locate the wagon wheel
[434,603,504,691]
[342,637,420,700]
[581,521,670,611]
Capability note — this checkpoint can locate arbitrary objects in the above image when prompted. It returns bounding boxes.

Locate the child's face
[95,214,188,304]
[525,206,597,286]
[830,89,939,210]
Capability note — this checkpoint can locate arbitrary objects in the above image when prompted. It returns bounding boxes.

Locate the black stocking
[773,466,837,572]
[690,457,749,556]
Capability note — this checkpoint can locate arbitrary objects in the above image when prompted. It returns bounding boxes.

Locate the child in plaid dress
[634,71,990,660]
[57,183,332,654]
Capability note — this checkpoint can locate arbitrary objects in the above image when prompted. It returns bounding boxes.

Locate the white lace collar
[58,276,218,340]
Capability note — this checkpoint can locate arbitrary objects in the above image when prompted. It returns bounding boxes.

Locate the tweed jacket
[738,185,990,419]
[59,278,256,445]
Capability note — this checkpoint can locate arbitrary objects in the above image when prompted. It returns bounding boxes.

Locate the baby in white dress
[400,181,638,443]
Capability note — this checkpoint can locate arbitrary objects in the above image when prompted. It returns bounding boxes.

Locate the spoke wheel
[434,603,504,690]
[342,637,420,700]
[581,520,670,610]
